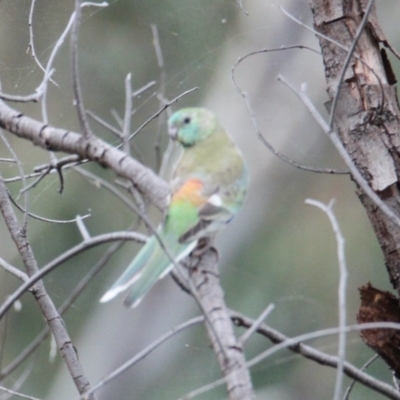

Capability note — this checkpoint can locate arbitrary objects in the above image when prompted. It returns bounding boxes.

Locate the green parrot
[100,108,247,308]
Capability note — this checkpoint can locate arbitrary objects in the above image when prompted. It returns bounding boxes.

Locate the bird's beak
[168,124,178,141]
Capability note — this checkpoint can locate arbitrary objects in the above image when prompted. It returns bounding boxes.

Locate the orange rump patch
[172,179,206,206]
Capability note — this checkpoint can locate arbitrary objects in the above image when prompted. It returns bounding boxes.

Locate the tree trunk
[309,0,400,292]
[309,0,400,375]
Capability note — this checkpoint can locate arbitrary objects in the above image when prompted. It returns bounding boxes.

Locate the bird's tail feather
[123,244,172,308]
[124,240,198,308]
[99,236,157,303]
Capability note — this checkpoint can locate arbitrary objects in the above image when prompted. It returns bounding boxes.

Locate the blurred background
[0,0,399,399]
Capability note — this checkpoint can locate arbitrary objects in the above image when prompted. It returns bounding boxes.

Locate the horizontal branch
[231,311,400,400]
[0,100,169,210]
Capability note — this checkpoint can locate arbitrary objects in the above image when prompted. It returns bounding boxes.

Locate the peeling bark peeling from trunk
[358,283,400,379]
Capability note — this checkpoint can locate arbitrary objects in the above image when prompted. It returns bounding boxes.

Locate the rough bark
[309,0,400,292]
[309,0,400,379]
[357,283,400,379]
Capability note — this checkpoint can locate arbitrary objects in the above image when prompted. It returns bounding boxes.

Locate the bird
[100,107,247,308]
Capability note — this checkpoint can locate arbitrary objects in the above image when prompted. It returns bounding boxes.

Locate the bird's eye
[183,117,191,124]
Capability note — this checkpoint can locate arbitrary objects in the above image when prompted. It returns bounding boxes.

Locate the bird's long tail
[123,239,197,308]
[99,236,158,303]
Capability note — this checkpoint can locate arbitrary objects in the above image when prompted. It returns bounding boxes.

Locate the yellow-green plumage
[100,108,247,308]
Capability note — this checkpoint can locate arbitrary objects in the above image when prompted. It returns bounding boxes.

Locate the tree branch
[187,248,255,400]
[0,99,169,210]
[0,176,97,399]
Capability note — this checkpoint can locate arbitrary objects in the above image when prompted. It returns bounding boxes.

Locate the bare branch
[237,303,274,347]
[73,167,143,215]
[0,158,16,163]
[8,191,91,225]
[231,45,349,175]
[277,74,400,230]
[184,248,256,400]
[0,124,29,229]
[343,355,379,400]
[71,0,93,138]
[0,384,41,400]
[1,239,125,378]
[79,316,204,400]
[236,0,249,16]
[0,230,147,320]
[150,24,167,171]
[0,257,29,282]
[231,311,400,400]
[305,199,347,400]
[86,110,123,138]
[76,215,91,240]
[27,0,57,86]
[0,99,170,210]
[187,314,400,400]
[279,6,386,116]
[327,0,375,130]
[129,87,198,140]
[122,73,133,154]
[0,176,97,398]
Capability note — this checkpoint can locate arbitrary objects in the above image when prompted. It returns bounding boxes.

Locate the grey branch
[0,99,169,210]
[187,248,255,400]
[231,311,400,400]
[0,176,97,399]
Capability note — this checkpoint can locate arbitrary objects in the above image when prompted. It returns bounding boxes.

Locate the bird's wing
[178,192,234,243]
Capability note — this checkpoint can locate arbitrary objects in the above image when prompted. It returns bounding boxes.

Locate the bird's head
[168,108,217,147]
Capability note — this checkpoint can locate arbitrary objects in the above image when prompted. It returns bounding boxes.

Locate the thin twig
[150,24,167,172]
[122,73,132,155]
[79,316,204,400]
[237,303,274,346]
[328,0,375,130]
[305,199,347,400]
[236,0,249,16]
[0,3,106,103]
[277,74,400,231]
[231,312,400,399]
[231,45,349,175]
[73,167,142,215]
[111,109,123,129]
[0,176,97,399]
[132,80,156,97]
[70,0,93,138]
[0,257,29,282]
[27,0,57,86]
[0,128,29,230]
[39,2,107,117]
[184,320,400,400]
[280,5,386,116]
[1,239,126,378]
[8,193,91,224]
[76,215,91,240]
[4,173,42,183]
[0,231,147,320]
[86,110,123,138]
[343,355,379,400]
[128,87,198,141]
[0,384,41,400]
[0,99,170,210]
